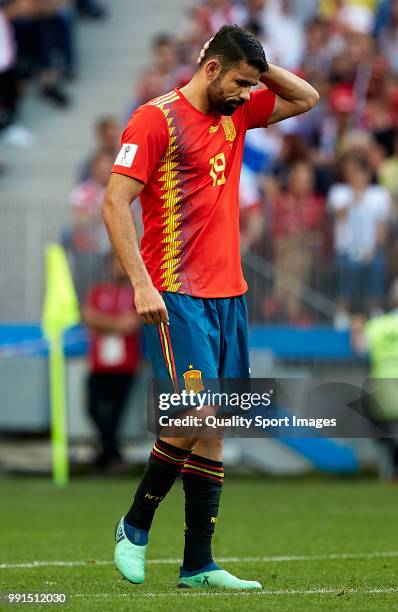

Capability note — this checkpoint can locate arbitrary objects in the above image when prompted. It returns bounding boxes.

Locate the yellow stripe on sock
[153,444,187,463]
[183,463,224,478]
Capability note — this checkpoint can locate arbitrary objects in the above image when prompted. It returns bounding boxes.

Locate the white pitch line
[71,587,398,598]
[1,551,398,570]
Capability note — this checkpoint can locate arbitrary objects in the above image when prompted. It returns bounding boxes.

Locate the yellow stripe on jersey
[157,102,183,292]
[150,91,179,108]
[151,90,178,104]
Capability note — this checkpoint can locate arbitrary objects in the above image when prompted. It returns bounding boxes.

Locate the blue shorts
[143,292,250,384]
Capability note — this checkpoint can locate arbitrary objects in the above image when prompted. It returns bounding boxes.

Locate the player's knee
[181,436,198,450]
[194,437,224,456]
[160,436,197,451]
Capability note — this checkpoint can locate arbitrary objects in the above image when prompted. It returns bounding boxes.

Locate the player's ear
[205,59,222,81]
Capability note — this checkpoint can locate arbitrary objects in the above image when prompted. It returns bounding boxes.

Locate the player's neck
[179,77,214,116]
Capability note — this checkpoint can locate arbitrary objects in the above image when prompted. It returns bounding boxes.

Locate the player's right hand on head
[134,284,169,325]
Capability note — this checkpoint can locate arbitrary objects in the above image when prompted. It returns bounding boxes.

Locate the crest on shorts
[183,368,204,392]
[221,116,236,142]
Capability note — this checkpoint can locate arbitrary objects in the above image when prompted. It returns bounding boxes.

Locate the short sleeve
[112,104,169,184]
[244,88,276,130]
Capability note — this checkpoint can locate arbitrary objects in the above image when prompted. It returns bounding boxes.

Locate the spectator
[378,130,398,203]
[78,115,119,182]
[0,0,20,130]
[0,0,35,146]
[379,0,398,74]
[52,0,77,81]
[194,0,239,37]
[378,130,398,280]
[267,133,309,191]
[134,34,179,106]
[328,155,391,321]
[300,17,332,81]
[83,255,141,473]
[260,0,305,70]
[292,0,319,24]
[264,161,324,324]
[322,85,357,156]
[239,164,264,254]
[373,0,391,38]
[69,151,113,301]
[234,0,266,33]
[364,88,396,158]
[329,0,376,35]
[11,1,73,106]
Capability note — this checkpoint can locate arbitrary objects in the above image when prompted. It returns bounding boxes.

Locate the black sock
[125,439,191,532]
[182,454,224,571]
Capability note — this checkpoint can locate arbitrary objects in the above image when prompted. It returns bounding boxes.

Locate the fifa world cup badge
[183,369,204,392]
[122,145,131,160]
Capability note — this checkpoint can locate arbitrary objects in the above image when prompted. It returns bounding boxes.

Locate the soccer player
[103,25,318,590]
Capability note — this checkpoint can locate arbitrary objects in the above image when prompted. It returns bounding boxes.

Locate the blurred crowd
[0,0,106,151]
[64,0,398,328]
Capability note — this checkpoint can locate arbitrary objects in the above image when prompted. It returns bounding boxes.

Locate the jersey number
[209,153,226,187]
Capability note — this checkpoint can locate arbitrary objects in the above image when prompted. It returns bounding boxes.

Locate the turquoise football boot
[114,517,147,584]
[178,563,262,590]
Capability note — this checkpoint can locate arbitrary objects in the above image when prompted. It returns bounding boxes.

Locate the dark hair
[95,115,118,133]
[200,25,267,73]
[281,134,309,164]
[152,33,174,49]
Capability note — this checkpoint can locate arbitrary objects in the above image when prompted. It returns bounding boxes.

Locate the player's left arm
[261,63,319,125]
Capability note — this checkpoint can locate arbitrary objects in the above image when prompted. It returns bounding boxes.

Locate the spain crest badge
[183,368,204,392]
[221,116,236,142]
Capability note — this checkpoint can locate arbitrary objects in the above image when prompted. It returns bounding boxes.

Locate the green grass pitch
[1,474,398,610]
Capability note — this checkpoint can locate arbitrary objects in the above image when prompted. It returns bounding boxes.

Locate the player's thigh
[143,292,219,381]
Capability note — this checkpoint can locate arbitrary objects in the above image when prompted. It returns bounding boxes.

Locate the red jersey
[86,283,140,374]
[112,87,276,297]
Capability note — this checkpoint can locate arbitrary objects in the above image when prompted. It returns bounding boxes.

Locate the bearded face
[207,76,245,115]
[206,61,260,115]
